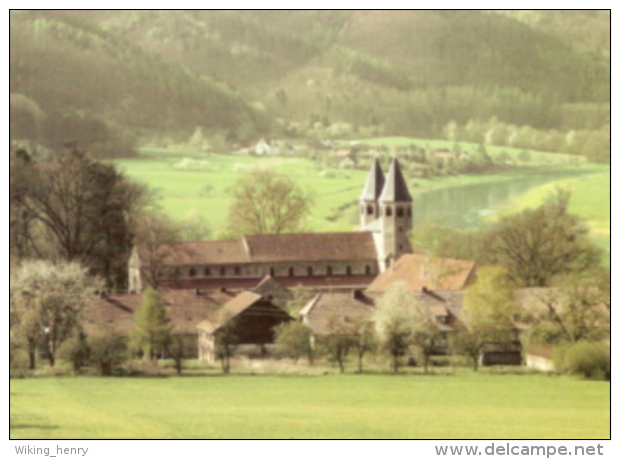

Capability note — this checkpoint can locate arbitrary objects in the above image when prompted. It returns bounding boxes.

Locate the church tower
[376,158,413,271]
[359,157,385,230]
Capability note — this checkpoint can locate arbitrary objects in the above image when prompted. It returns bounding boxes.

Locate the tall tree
[10,260,101,367]
[130,287,171,361]
[133,212,182,289]
[11,148,146,289]
[227,169,314,235]
[456,267,519,371]
[482,189,601,287]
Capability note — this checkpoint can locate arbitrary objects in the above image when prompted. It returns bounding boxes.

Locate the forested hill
[10,10,610,161]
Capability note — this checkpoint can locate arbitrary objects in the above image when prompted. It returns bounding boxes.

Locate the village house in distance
[85,158,477,362]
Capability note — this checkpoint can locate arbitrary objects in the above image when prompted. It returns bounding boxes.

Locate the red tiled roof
[164,239,250,265]
[82,289,235,335]
[244,232,377,263]
[137,232,378,268]
[160,275,377,291]
[366,254,476,293]
[300,291,378,335]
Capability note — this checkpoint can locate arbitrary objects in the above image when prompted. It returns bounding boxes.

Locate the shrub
[59,332,90,374]
[553,341,610,380]
[89,327,128,376]
[274,322,314,364]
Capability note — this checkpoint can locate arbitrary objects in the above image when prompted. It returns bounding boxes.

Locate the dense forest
[10,10,610,162]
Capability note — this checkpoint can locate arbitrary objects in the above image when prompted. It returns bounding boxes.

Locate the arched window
[386,206,393,217]
[307,267,313,277]
[327,266,333,276]
[289,267,295,277]
[396,207,404,217]
[365,265,372,275]
[204,268,211,277]
[189,268,196,278]
[346,266,352,276]
[367,205,374,215]
[220,267,226,277]
[234,267,241,276]
[269,267,275,277]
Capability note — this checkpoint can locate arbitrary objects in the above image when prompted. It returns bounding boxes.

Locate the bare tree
[134,212,182,289]
[11,148,146,288]
[227,169,314,235]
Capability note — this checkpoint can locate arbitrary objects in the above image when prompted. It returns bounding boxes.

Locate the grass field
[10,373,609,439]
[493,170,611,261]
[113,143,606,233]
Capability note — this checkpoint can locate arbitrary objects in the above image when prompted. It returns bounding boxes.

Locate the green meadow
[113,140,605,234]
[10,373,609,439]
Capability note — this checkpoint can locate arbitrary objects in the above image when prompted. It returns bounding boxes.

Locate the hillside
[10,10,610,161]
[9,10,267,157]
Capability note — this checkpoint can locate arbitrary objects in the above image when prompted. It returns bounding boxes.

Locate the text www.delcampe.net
[435,443,605,458]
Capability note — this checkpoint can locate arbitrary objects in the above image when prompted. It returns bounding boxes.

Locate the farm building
[197,291,293,363]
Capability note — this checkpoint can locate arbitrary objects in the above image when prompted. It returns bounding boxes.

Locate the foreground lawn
[10,373,609,439]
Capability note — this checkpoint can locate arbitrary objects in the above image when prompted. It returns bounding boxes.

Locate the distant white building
[255,138,274,156]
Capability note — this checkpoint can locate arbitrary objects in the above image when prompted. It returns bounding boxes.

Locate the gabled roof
[379,158,412,203]
[299,291,378,335]
[82,289,234,335]
[243,232,378,263]
[360,157,385,202]
[300,288,464,336]
[137,232,378,268]
[138,239,250,266]
[197,291,262,334]
[366,254,476,292]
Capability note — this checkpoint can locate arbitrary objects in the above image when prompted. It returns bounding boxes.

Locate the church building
[128,157,414,293]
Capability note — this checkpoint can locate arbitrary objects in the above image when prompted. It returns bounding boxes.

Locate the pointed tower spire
[375,157,413,272]
[379,158,412,203]
[359,157,385,231]
[360,157,385,202]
